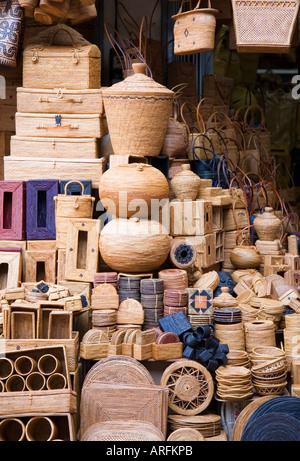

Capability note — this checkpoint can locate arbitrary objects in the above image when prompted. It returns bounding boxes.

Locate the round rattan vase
[99,217,171,274]
[230,245,262,269]
[99,163,169,219]
[102,63,174,157]
[171,164,201,201]
[253,207,281,241]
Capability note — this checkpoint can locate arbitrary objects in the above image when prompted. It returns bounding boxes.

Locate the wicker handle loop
[39,96,82,104]
[48,27,77,48]
[64,180,85,197]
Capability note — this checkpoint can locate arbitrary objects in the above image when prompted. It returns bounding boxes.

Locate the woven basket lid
[241,412,300,441]
[213,287,239,308]
[193,271,219,290]
[102,63,174,97]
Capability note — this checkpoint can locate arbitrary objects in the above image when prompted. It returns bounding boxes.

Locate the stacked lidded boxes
[5,24,108,188]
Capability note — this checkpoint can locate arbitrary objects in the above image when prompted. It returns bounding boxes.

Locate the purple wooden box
[26,180,59,240]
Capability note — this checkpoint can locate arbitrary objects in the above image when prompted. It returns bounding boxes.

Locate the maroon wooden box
[0,181,26,241]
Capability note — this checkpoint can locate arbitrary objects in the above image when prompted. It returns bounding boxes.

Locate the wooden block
[57,280,91,301]
[0,251,22,290]
[27,240,57,251]
[24,249,57,284]
[57,249,66,282]
[80,342,109,360]
[0,181,26,241]
[288,235,299,255]
[133,343,153,361]
[215,231,225,263]
[284,270,300,288]
[152,342,183,361]
[284,254,300,271]
[26,180,59,240]
[170,200,213,237]
[65,219,100,283]
[48,311,73,340]
[212,205,223,232]
[11,311,36,339]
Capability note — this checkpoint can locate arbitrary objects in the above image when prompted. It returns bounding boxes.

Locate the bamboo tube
[0,357,14,380]
[46,373,67,390]
[26,417,58,442]
[38,354,62,375]
[5,375,26,392]
[0,418,26,441]
[14,356,37,377]
[26,372,47,391]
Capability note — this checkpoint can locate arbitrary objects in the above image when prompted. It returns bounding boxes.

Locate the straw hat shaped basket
[172,0,219,55]
[231,0,300,53]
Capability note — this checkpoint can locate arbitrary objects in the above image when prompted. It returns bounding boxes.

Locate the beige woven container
[99,217,171,274]
[232,0,300,53]
[215,322,245,352]
[23,24,101,89]
[17,88,104,115]
[244,320,276,353]
[172,0,218,55]
[102,63,174,157]
[54,180,95,249]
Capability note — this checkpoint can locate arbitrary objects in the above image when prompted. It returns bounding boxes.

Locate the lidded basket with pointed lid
[171,163,201,201]
[102,63,174,157]
[253,207,281,242]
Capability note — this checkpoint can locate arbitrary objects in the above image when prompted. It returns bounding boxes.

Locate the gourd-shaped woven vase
[253,207,281,241]
[102,63,174,157]
[171,164,201,201]
[99,163,169,218]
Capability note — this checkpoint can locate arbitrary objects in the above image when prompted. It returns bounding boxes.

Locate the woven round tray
[160,360,214,416]
[232,396,275,441]
[81,420,165,442]
[83,356,155,387]
[167,428,205,441]
[241,413,300,441]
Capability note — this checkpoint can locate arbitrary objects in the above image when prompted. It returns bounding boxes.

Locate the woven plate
[167,428,205,441]
[241,413,300,441]
[160,360,214,416]
[232,396,275,441]
[83,356,155,387]
[81,420,165,442]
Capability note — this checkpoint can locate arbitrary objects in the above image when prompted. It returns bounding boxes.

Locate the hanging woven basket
[231,0,300,53]
[172,0,219,55]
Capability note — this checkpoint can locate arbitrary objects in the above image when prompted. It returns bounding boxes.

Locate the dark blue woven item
[214,271,237,297]
[241,412,300,441]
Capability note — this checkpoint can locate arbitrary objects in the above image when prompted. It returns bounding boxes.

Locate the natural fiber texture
[23,24,101,89]
[103,63,174,157]
[80,382,169,440]
[172,0,218,55]
[167,428,205,441]
[81,420,165,442]
[0,1,24,68]
[99,163,169,219]
[160,360,214,415]
[241,413,300,441]
[232,0,300,53]
[99,218,171,274]
[168,414,221,438]
[244,321,276,353]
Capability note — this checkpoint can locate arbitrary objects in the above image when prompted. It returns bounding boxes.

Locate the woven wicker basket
[172,0,218,55]
[102,63,174,157]
[231,0,300,53]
